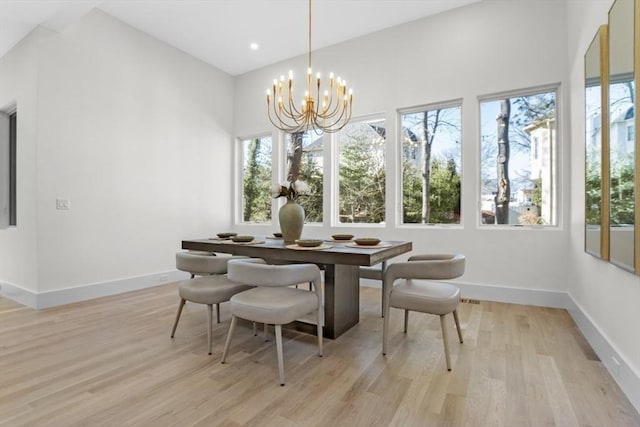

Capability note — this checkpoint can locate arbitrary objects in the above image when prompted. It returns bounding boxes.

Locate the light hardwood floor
[1,283,638,427]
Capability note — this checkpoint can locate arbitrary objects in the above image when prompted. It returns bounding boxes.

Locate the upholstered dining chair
[221,258,323,386]
[382,254,465,371]
[176,251,232,279]
[171,251,250,354]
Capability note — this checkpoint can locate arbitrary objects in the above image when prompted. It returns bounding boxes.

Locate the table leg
[323,264,360,339]
[289,264,360,339]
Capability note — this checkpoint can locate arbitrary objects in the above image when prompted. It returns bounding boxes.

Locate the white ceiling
[0,0,481,76]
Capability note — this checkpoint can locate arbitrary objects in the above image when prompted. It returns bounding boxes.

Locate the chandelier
[266,0,353,134]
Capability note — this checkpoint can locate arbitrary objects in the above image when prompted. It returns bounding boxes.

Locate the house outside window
[480,86,558,226]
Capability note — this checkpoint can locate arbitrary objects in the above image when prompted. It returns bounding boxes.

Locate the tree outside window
[285,131,324,223]
[241,136,272,222]
[480,89,557,226]
[336,119,386,224]
[400,104,462,224]
[609,80,635,226]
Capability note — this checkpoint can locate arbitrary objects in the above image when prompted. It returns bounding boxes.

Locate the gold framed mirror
[608,0,636,272]
[585,25,610,259]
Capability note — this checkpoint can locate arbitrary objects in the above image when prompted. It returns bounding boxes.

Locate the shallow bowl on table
[231,235,254,243]
[295,239,323,247]
[331,234,354,241]
[354,238,381,246]
[217,232,238,239]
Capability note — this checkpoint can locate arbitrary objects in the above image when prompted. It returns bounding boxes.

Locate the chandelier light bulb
[265,0,353,134]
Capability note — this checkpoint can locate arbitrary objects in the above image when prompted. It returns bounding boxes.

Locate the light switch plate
[56,198,70,210]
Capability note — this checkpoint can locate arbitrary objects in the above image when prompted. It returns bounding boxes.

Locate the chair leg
[382,303,390,355]
[453,309,463,343]
[380,261,387,318]
[221,315,238,363]
[190,274,195,279]
[170,299,186,338]
[275,324,285,386]
[253,322,257,336]
[440,314,452,371]
[216,303,221,324]
[264,323,268,341]
[207,304,213,355]
[317,308,323,357]
[403,309,409,333]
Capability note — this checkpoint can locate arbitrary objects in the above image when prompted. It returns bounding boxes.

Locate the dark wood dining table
[181,237,412,339]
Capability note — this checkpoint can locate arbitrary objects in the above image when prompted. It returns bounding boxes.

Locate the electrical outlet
[159,274,169,282]
[56,198,70,210]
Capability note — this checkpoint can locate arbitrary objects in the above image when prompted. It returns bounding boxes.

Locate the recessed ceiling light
[250,43,259,50]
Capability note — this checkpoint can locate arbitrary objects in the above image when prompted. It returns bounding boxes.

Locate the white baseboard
[565,294,640,415]
[0,270,189,309]
[455,281,572,308]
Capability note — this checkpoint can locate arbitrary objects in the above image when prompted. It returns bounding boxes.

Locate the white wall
[234,0,571,293]
[0,0,637,411]
[0,10,235,296]
[567,0,640,404]
[0,28,45,293]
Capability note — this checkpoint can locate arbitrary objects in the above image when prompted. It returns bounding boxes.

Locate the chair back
[384,254,465,287]
[228,258,322,298]
[176,252,241,275]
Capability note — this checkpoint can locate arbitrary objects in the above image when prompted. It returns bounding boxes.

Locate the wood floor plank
[0,285,638,426]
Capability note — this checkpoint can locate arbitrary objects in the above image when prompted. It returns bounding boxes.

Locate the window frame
[477,83,561,229]
[396,99,464,228]
[283,130,326,225]
[0,107,16,229]
[332,114,388,227]
[235,132,276,225]
[9,111,16,226]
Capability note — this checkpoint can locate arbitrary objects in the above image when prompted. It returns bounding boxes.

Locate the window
[0,110,16,228]
[627,124,634,142]
[240,135,272,223]
[9,112,16,226]
[336,118,386,224]
[480,87,557,226]
[286,131,324,223]
[400,102,462,225]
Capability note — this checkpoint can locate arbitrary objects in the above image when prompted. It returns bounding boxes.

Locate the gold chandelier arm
[264,0,353,134]
[320,81,347,120]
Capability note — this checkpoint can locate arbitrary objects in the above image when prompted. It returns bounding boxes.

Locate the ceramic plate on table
[353,238,381,246]
[295,239,324,247]
[331,234,354,241]
[217,232,237,239]
[231,235,254,243]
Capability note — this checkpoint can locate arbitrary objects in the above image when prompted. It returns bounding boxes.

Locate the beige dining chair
[176,251,232,279]
[171,251,250,354]
[382,254,465,371]
[221,258,323,386]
